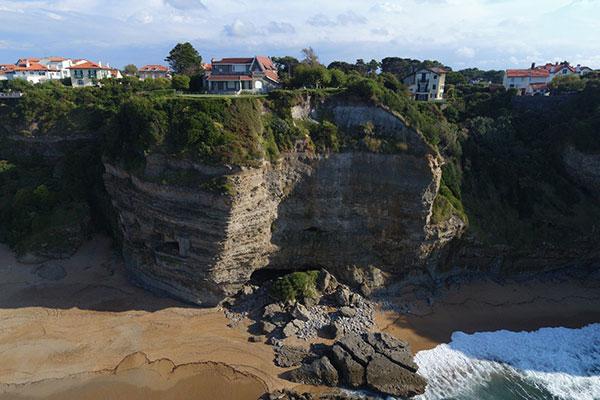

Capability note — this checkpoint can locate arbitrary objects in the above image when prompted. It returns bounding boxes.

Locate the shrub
[269,270,320,301]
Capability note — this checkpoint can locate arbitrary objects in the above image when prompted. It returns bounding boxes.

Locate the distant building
[39,57,73,80]
[503,62,592,95]
[68,61,112,87]
[0,60,61,84]
[206,56,280,94]
[139,65,170,80]
[402,67,447,101]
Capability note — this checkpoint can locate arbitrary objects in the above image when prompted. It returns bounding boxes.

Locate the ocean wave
[414,324,600,400]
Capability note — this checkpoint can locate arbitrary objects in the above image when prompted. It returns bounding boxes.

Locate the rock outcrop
[563,145,600,199]
[103,100,464,305]
[287,332,426,398]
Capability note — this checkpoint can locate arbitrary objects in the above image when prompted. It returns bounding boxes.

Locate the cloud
[371,2,403,13]
[45,12,64,20]
[164,0,206,10]
[337,10,366,25]
[456,46,476,58]
[307,10,366,27]
[371,27,389,35]
[267,21,295,34]
[223,19,260,37]
[307,13,336,27]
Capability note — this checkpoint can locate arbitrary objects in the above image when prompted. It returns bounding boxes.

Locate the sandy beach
[0,235,294,399]
[1,235,599,398]
[376,276,600,352]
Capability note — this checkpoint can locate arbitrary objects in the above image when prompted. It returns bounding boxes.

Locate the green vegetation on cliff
[1,73,600,256]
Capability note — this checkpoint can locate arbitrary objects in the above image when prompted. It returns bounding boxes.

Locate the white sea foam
[414,323,600,400]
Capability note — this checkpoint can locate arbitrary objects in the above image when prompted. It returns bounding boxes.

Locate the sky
[0,0,599,71]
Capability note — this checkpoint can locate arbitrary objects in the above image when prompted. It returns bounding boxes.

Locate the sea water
[414,323,600,400]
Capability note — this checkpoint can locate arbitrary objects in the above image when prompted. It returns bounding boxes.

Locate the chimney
[531,62,536,69]
[26,60,30,68]
[211,58,215,62]
[106,62,110,68]
[98,61,102,67]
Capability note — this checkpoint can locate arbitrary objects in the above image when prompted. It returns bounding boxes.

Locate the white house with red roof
[402,67,447,101]
[206,56,280,94]
[40,57,73,80]
[503,62,592,95]
[0,59,62,84]
[68,60,112,87]
[139,65,170,80]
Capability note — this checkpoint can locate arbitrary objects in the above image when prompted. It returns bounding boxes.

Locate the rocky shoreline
[224,269,427,398]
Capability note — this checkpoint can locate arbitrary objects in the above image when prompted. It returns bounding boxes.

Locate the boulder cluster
[284,332,426,398]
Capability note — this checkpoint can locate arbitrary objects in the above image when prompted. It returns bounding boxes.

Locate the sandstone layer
[104,101,464,305]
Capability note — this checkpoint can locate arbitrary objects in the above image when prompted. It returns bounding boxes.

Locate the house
[503,62,592,95]
[206,56,280,94]
[402,67,447,101]
[503,67,549,96]
[1,60,61,84]
[39,57,73,80]
[68,61,112,87]
[139,65,170,80]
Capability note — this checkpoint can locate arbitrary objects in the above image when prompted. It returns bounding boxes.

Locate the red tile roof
[140,65,169,72]
[212,58,254,64]
[46,57,68,62]
[14,62,58,71]
[16,58,41,66]
[427,67,447,74]
[67,61,110,70]
[506,69,549,78]
[256,56,280,82]
[201,63,212,71]
[206,75,253,81]
[530,83,548,90]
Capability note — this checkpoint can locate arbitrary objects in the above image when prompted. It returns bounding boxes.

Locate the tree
[446,71,467,85]
[290,65,331,88]
[300,47,320,66]
[172,74,190,90]
[7,79,32,92]
[123,64,139,76]
[329,69,347,87]
[165,42,203,75]
[548,75,585,94]
[272,56,299,78]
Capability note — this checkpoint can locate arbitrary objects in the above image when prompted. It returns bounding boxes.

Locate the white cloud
[307,13,336,27]
[165,0,206,10]
[337,10,366,25]
[267,22,295,34]
[371,2,403,13]
[456,46,476,58]
[223,19,260,37]
[45,12,64,20]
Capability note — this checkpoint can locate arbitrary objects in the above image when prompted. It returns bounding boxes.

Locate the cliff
[103,100,465,305]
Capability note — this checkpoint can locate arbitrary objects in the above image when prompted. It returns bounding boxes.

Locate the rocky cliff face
[563,145,600,199]
[103,102,465,305]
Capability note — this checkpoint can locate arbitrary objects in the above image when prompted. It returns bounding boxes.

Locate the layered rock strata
[104,103,463,305]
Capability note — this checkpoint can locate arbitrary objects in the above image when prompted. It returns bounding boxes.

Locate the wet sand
[0,235,292,398]
[375,277,600,352]
[1,353,266,400]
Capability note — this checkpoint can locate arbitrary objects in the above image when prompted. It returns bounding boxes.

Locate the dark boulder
[289,356,339,387]
[365,354,427,398]
[330,344,365,388]
[336,333,375,366]
[364,332,418,372]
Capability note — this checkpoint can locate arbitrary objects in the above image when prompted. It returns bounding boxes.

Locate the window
[78,80,84,85]
[511,78,514,82]
[562,69,567,74]
[434,75,438,79]
[433,84,436,90]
